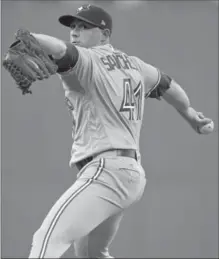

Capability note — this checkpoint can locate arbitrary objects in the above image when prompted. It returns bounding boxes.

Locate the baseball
[198,120,214,134]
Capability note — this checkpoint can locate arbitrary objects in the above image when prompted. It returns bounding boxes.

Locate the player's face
[70,20,104,48]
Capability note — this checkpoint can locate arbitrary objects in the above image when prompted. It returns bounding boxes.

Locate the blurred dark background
[1,1,218,258]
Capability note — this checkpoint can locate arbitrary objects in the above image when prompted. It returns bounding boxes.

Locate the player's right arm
[162,79,212,133]
[133,57,212,133]
[131,57,171,100]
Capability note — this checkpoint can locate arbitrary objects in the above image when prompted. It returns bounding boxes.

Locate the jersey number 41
[120,78,143,121]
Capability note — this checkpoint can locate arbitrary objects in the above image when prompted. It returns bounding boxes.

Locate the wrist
[31,33,66,59]
[177,106,199,131]
[180,106,197,121]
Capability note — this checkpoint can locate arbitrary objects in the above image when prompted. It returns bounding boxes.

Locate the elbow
[162,80,190,112]
[52,42,67,60]
[55,43,79,73]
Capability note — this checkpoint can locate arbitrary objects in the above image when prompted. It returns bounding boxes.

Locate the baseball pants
[28,151,146,258]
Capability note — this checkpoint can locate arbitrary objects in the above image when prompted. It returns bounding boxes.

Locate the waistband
[75,149,137,171]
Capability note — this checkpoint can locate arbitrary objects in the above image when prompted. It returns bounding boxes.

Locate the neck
[100,38,110,45]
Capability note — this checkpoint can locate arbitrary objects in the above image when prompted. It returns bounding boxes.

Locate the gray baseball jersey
[29,43,160,259]
[58,44,160,166]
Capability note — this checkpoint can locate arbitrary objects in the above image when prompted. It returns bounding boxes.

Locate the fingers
[197,112,205,119]
[31,57,51,78]
[195,111,213,129]
[25,58,45,80]
[199,118,212,128]
[16,30,45,57]
[203,118,212,124]
[25,56,56,80]
[15,29,58,75]
[29,54,57,75]
[41,58,58,74]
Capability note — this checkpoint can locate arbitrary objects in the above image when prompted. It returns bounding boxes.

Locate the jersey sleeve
[131,56,161,98]
[58,45,94,89]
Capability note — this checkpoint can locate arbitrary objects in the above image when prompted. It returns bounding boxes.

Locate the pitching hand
[193,112,213,134]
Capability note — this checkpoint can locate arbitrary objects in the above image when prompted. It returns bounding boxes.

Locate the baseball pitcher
[2,4,214,259]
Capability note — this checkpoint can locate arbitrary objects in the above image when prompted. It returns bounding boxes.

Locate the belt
[75,149,137,171]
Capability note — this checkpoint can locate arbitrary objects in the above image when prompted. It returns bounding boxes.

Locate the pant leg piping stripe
[38,158,105,258]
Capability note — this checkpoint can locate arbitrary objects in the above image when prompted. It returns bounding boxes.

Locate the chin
[72,42,86,48]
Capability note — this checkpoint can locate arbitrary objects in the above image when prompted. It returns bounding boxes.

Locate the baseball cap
[59,4,112,33]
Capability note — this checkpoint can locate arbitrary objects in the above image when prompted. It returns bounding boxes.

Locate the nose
[71,29,79,38]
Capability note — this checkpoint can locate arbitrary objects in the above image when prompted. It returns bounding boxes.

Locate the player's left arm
[31,33,70,60]
[31,33,81,73]
[30,33,93,85]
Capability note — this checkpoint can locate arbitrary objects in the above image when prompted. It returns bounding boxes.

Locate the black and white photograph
[1,1,218,258]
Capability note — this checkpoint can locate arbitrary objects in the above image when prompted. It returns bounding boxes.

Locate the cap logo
[101,20,106,26]
[76,4,91,14]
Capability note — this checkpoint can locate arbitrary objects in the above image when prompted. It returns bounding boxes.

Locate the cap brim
[59,15,99,28]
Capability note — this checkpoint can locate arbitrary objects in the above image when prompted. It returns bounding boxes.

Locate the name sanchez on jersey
[100,53,138,71]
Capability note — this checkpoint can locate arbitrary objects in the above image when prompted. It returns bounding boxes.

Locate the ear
[101,28,111,39]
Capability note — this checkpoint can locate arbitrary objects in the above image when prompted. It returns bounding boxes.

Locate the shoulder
[129,55,151,66]
[129,55,158,72]
[56,44,94,74]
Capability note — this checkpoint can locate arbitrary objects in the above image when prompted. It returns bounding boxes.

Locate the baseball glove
[2,29,58,95]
